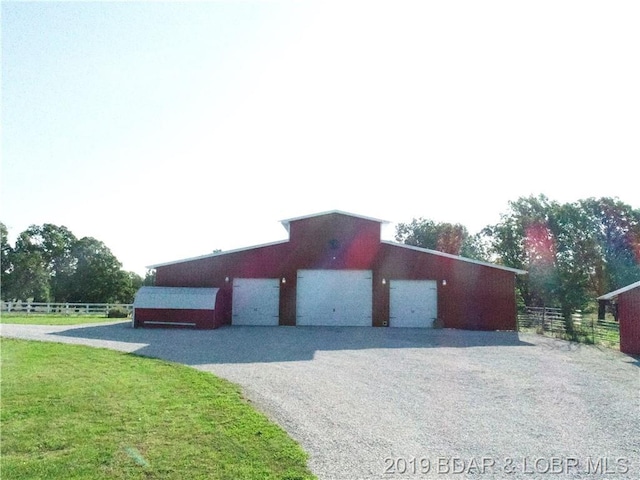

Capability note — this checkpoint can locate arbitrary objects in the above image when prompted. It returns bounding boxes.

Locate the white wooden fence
[2,301,133,315]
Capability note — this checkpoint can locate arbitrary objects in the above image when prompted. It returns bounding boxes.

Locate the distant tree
[396,218,438,249]
[395,218,469,255]
[3,249,51,302]
[14,224,77,301]
[117,271,144,304]
[2,223,54,302]
[460,231,492,262]
[143,269,156,286]
[14,224,77,270]
[63,237,126,303]
[484,195,561,309]
[485,195,640,332]
[2,223,147,304]
[580,197,640,293]
[549,201,597,319]
[1,222,12,298]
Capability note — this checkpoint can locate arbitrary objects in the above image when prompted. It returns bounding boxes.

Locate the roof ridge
[597,279,640,300]
[280,210,389,227]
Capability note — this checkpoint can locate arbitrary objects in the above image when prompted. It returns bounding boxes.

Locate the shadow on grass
[49,322,535,365]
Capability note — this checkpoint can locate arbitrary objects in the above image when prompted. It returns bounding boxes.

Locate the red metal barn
[598,280,640,356]
[134,211,526,330]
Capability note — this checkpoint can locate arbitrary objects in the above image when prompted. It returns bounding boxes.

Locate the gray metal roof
[597,279,640,300]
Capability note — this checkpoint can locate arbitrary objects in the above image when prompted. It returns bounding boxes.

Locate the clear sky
[2,1,639,275]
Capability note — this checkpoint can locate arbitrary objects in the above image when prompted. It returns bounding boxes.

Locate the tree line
[1,223,152,304]
[395,195,640,318]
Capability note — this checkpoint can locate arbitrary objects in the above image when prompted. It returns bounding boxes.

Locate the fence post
[592,316,595,344]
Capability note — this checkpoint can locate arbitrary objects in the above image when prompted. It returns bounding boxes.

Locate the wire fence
[518,306,620,348]
[2,301,133,316]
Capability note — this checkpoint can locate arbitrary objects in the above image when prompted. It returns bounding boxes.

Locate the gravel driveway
[2,322,638,479]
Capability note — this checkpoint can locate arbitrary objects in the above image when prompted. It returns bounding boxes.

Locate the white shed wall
[133,287,219,310]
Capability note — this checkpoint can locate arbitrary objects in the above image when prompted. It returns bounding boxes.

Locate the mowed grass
[0,314,125,325]
[1,338,316,480]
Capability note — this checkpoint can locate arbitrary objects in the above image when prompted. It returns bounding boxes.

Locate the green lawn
[0,314,126,325]
[1,338,316,480]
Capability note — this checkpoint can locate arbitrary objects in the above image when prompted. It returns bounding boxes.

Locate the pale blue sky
[2,1,639,275]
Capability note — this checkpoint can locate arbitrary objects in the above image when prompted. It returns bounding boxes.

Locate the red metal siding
[374,244,517,330]
[134,308,216,329]
[278,214,382,325]
[155,242,291,287]
[214,287,232,327]
[153,213,518,330]
[619,287,640,355]
[287,213,382,269]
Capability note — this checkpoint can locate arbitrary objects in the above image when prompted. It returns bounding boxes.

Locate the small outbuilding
[137,210,526,330]
[598,280,640,355]
[133,287,224,329]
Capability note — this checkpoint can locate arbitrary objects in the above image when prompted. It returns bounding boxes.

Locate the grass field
[0,338,315,480]
[0,314,125,325]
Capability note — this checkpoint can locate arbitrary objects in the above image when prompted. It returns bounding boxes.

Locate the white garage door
[390,280,437,328]
[296,270,373,326]
[232,278,280,326]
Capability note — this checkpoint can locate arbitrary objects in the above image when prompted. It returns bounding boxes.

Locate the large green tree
[64,237,125,303]
[3,250,51,302]
[1,223,143,303]
[483,195,561,309]
[579,197,640,293]
[549,201,598,319]
[395,219,496,262]
[13,224,78,301]
[485,195,640,323]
